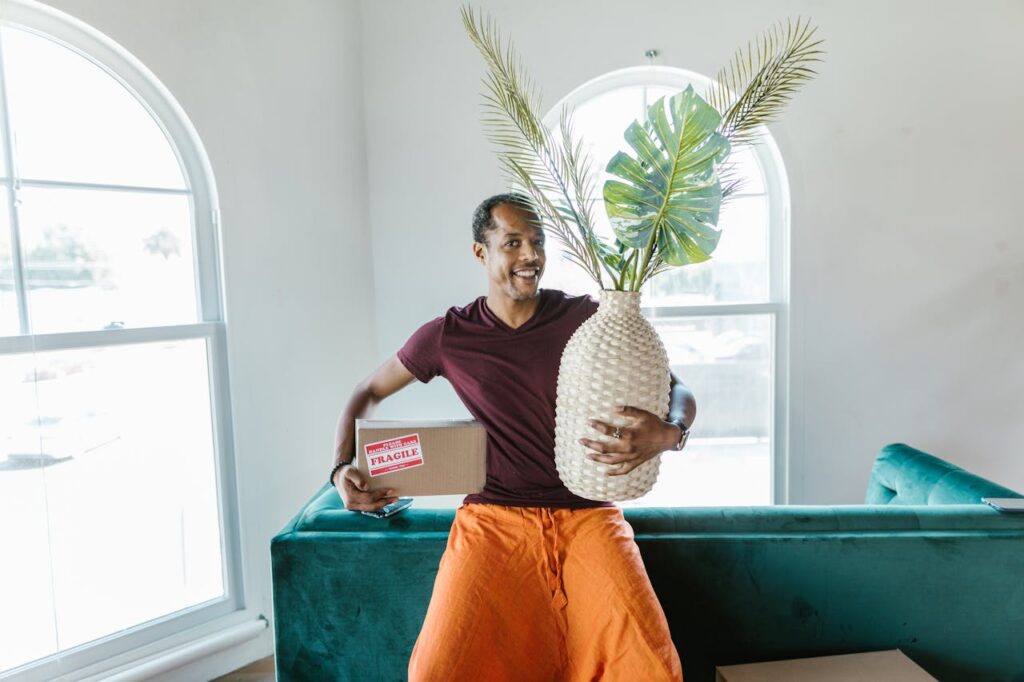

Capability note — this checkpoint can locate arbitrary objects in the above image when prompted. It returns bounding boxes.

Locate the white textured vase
[554,289,670,501]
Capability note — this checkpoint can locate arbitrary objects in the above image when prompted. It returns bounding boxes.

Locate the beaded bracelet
[329,459,354,488]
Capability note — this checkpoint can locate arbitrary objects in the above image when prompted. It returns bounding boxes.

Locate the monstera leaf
[603,85,730,268]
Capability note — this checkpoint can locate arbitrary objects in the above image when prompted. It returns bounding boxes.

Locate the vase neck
[597,289,642,316]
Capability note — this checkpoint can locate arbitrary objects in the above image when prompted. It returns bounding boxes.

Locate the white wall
[42,0,375,676]
[360,0,1024,503]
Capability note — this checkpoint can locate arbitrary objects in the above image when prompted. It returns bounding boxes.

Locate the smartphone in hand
[981,497,1024,513]
[360,497,413,519]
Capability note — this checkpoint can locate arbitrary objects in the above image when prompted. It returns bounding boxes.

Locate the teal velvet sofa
[271,443,1024,681]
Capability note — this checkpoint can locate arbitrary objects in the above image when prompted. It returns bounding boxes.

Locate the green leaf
[603,85,730,267]
[706,17,824,149]
[461,5,608,288]
[592,236,629,273]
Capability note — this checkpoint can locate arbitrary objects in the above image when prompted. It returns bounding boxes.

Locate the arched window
[543,66,790,507]
[0,3,244,677]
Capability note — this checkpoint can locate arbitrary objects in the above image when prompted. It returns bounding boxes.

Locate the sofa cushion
[864,443,1022,504]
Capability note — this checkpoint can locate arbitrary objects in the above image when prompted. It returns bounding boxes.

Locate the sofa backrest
[864,443,1022,504]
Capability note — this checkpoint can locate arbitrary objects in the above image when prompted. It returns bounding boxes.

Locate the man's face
[472,203,546,302]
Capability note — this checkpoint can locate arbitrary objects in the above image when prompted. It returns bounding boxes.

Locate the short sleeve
[396,316,445,383]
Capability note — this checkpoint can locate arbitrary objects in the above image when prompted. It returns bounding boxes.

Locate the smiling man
[330,193,696,681]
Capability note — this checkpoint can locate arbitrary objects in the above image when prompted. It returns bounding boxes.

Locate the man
[331,193,695,681]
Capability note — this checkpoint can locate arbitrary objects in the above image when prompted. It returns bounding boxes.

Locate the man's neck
[486,291,542,330]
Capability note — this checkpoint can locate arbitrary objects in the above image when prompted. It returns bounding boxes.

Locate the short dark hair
[472,192,541,244]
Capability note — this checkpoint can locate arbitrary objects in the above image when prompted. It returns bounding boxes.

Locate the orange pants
[408,503,683,681]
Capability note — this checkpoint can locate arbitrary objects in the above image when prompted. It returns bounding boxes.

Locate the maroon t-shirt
[396,288,612,509]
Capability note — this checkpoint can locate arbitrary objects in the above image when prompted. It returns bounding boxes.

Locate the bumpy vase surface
[554,289,670,501]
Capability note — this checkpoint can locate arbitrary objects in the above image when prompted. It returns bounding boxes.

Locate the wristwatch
[668,417,690,451]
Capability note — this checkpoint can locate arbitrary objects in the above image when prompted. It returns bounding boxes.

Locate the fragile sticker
[364,433,424,477]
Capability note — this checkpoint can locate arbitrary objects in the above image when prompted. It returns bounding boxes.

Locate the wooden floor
[212,655,275,681]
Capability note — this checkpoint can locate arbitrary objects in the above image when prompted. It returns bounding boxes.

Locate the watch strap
[669,417,689,451]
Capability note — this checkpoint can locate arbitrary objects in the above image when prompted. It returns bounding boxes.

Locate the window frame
[542,65,791,505]
[0,2,251,680]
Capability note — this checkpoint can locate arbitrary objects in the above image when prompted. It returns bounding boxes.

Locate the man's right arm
[331,355,418,511]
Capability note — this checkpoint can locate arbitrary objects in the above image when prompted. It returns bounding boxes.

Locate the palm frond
[503,156,586,257]
[558,106,621,285]
[707,17,824,147]
[717,158,742,204]
[461,5,606,287]
[643,257,673,289]
[637,251,668,290]
[462,7,823,294]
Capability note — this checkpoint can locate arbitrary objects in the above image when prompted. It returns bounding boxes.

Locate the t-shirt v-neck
[480,293,549,334]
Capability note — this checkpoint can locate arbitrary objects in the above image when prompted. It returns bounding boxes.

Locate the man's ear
[472,241,487,266]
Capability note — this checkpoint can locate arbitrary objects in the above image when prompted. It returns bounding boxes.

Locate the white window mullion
[15,178,191,196]
[643,301,784,320]
[205,322,244,606]
[0,33,30,335]
[0,322,222,354]
[754,133,791,504]
[192,191,223,323]
[772,306,789,504]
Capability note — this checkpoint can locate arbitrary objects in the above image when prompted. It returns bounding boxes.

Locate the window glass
[723,146,766,195]
[647,196,769,305]
[621,314,773,507]
[18,187,198,333]
[1,27,185,189]
[0,351,57,671]
[1,339,224,654]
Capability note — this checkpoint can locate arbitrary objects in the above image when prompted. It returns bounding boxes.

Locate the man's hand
[579,405,680,477]
[334,465,399,511]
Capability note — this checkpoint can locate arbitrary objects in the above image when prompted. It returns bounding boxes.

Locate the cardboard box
[715,649,936,681]
[354,419,487,496]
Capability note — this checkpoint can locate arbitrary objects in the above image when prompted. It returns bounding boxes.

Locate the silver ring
[612,427,622,439]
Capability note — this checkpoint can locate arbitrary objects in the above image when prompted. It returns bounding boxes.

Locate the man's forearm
[332,384,380,467]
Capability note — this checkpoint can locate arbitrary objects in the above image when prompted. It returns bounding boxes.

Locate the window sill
[3,610,268,682]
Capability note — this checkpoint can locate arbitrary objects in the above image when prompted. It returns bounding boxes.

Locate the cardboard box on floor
[354,419,486,496]
[715,649,936,682]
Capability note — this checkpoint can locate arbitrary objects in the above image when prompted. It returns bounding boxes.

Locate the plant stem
[617,250,636,290]
[633,223,660,291]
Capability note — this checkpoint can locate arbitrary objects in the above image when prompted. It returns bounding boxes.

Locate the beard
[505,272,541,300]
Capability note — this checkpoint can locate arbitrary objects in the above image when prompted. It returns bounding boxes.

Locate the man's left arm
[580,371,696,477]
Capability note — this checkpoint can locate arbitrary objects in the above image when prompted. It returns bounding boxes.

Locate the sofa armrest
[864,443,1023,504]
[279,484,456,535]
